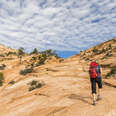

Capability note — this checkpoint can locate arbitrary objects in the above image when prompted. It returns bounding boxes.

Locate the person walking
[89,60,102,106]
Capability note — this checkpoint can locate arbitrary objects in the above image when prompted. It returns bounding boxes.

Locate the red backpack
[89,62,98,78]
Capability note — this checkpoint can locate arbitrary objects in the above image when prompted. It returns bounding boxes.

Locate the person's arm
[99,65,102,77]
[100,66,102,74]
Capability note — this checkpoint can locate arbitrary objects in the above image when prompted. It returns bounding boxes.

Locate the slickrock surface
[0,38,116,116]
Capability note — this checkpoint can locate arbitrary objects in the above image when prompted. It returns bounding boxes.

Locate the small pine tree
[18,47,25,64]
[30,48,38,54]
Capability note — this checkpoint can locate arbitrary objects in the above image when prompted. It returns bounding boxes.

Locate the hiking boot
[93,100,96,106]
[97,95,102,101]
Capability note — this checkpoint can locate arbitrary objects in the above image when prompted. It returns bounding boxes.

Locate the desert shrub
[39,57,46,64]
[18,47,25,64]
[36,55,47,66]
[36,83,43,88]
[100,48,106,54]
[28,86,35,91]
[30,80,38,86]
[20,68,33,75]
[7,51,17,56]
[18,47,25,55]
[0,54,5,57]
[0,72,4,86]
[40,49,59,58]
[35,49,60,67]
[97,46,112,55]
[0,64,6,70]
[94,47,109,55]
[36,59,45,66]
[30,48,38,54]
[108,44,112,49]
[29,56,37,68]
[8,80,15,85]
[93,47,99,53]
[41,53,47,59]
[32,56,37,61]
[28,80,43,91]
[106,67,116,78]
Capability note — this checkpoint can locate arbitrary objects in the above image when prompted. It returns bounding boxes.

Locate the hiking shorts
[90,77,102,94]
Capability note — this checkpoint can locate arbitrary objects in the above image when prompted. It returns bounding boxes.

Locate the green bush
[36,55,47,66]
[29,86,35,91]
[32,56,37,61]
[93,47,99,53]
[28,80,43,91]
[35,49,60,67]
[108,44,112,49]
[39,57,46,65]
[95,46,113,55]
[30,48,38,54]
[20,68,33,75]
[0,64,6,70]
[40,49,59,58]
[30,80,38,86]
[36,83,43,88]
[0,72,4,86]
[100,48,106,53]
[7,51,17,56]
[106,67,116,78]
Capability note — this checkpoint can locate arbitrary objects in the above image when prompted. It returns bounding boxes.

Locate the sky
[0,0,116,58]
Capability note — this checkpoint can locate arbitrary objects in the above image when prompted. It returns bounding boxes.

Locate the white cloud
[42,7,60,16]
[0,0,116,55]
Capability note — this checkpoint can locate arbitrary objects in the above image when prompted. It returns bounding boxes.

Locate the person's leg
[92,93,96,101]
[98,88,102,96]
[97,89,102,100]
[97,78,102,100]
[90,78,97,105]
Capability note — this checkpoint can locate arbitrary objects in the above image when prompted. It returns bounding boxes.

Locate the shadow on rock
[68,94,92,105]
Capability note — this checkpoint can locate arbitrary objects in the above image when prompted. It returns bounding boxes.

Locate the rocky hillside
[0,44,16,53]
[78,38,116,78]
[79,38,116,61]
[0,38,115,116]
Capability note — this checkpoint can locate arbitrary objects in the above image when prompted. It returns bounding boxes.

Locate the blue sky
[0,0,116,58]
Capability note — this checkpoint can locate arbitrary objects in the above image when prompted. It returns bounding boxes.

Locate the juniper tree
[18,47,25,64]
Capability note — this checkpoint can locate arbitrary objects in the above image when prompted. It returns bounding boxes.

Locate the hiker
[89,60,102,105]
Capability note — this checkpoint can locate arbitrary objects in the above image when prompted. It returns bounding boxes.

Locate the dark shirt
[96,65,101,78]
